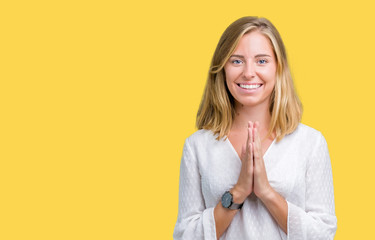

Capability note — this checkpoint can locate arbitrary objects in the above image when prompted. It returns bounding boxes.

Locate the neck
[231,100,274,140]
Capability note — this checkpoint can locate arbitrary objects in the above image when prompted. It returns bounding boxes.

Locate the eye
[257,59,268,64]
[231,59,243,65]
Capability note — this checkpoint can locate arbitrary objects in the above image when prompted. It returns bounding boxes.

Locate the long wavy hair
[196,16,302,142]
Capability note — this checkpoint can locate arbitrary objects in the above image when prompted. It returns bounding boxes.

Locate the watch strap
[228,201,244,210]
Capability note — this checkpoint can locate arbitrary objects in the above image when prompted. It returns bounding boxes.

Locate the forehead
[233,31,274,55]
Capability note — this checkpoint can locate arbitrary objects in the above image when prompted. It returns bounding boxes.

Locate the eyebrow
[230,54,272,58]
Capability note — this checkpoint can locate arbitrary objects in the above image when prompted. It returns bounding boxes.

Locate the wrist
[230,186,248,204]
[259,186,275,203]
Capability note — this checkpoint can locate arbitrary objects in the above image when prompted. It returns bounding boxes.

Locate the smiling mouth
[237,83,263,89]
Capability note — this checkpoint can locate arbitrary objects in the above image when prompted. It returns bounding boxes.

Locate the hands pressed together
[232,121,273,203]
[215,121,288,237]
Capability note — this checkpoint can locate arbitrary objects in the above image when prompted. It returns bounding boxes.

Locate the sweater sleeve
[287,133,337,239]
[173,138,217,240]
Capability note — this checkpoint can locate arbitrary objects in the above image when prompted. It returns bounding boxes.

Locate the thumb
[241,143,246,160]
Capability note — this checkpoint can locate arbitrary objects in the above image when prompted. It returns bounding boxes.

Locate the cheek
[257,67,276,83]
[225,66,242,82]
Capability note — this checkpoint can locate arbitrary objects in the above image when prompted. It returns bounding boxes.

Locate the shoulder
[186,128,213,140]
[281,123,326,150]
[287,123,323,141]
[272,124,330,167]
[182,128,222,155]
[185,129,218,146]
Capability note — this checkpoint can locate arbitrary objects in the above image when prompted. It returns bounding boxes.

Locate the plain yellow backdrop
[1,0,374,239]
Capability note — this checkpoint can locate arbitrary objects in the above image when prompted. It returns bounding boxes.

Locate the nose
[243,62,256,79]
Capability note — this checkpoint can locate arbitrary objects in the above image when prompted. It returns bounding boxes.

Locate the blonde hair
[196,16,302,142]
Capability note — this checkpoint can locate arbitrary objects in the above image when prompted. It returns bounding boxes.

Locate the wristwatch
[221,191,244,210]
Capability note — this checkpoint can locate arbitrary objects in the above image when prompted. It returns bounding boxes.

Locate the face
[224,31,277,108]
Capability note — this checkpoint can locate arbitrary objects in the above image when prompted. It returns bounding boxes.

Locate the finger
[254,121,259,129]
[250,142,254,165]
[253,127,262,160]
[254,123,261,147]
[254,121,260,141]
[246,123,251,150]
[241,142,251,164]
[249,121,253,144]
[252,136,258,161]
[246,122,252,157]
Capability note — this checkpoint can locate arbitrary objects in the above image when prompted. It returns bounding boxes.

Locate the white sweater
[173,123,337,240]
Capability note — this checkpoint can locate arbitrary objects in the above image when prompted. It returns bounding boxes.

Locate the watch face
[221,191,232,208]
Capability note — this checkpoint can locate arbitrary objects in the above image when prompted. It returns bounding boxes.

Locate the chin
[235,98,270,108]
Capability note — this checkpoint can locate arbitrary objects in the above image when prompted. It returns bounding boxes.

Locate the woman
[173,16,337,240]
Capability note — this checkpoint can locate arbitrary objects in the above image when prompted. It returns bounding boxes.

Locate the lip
[236,83,263,93]
[237,83,263,85]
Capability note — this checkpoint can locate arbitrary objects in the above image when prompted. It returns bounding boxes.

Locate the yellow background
[1,0,374,239]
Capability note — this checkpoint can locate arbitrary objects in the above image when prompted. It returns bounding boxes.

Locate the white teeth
[239,84,261,89]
